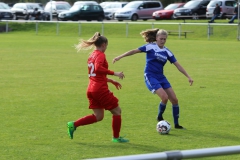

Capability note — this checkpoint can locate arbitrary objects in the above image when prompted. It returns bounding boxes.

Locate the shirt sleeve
[138,44,147,52]
[166,48,177,64]
[95,53,114,75]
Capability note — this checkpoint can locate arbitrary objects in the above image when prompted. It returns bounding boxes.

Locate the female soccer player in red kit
[67,32,129,143]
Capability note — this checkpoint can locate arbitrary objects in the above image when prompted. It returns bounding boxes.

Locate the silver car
[44,1,71,18]
[103,2,128,20]
[115,1,163,21]
[206,0,236,18]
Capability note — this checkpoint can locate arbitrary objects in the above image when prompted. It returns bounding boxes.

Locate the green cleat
[67,121,76,139]
[112,136,129,143]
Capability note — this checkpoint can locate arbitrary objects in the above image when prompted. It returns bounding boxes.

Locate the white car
[44,1,71,18]
[103,2,128,20]
[206,0,236,18]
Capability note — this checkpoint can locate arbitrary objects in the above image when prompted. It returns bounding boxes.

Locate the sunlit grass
[0,29,240,160]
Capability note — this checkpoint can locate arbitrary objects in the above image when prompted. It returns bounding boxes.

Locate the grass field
[0,23,240,160]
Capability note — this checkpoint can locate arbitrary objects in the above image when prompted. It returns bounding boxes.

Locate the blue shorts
[144,73,171,93]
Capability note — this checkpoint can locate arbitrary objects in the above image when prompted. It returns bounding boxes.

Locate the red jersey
[87,50,114,92]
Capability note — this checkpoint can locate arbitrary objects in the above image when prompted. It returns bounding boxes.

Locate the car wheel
[131,14,138,21]
[192,13,199,20]
[112,13,115,20]
[220,13,225,19]
[172,14,177,19]
[13,14,18,20]
[171,14,175,20]
[24,14,29,20]
[97,16,104,21]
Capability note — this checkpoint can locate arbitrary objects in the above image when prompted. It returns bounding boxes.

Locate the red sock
[112,115,121,138]
[74,114,97,127]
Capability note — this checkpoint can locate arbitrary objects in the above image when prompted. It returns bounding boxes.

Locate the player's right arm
[112,49,141,63]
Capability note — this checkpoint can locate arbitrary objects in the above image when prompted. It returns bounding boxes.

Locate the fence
[87,145,240,160]
[1,20,240,41]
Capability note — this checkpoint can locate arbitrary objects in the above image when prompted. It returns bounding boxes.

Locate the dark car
[173,0,211,19]
[152,3,185,20]
[11,3,50,20]
[58,4,104,21]
[0,2,13,20]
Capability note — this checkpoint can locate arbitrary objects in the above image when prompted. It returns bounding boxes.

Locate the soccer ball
[156,120,171,134]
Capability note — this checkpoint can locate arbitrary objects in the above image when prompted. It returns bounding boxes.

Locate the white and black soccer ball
[156,120,171,134]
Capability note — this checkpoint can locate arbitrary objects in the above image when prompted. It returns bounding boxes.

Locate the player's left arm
[173,61,193,86]
[107,78,122,90]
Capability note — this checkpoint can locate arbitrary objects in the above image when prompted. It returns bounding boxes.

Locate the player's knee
[110,106,121,115]
[162,95,169,103]
[96,114,104,121]
[171,98,178,104]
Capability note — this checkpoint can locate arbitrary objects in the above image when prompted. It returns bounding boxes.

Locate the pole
[238,0,240,40]
[178,23,181,39]
[126,22,128,38]
[78,22,81,36]
[102,22,104,35]
[6,21,8,33]
[50,0,52,21]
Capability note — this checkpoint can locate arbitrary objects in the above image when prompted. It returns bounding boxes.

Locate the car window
[70,5,82,11]
[139,3,147,9]
[165,4,181,10]
[81,5,91,11]
[14,4,22,9]
[184,1,201,8]
[27,4,42,9]
[147,2,161,8]
[122,4,127,7]
[56,4,70,10]
[124,1,142,9]
[201,1,210,6]
[0,3,10,9]
[93,5,101,11]
[225,1,235,7]
[208,1,222,7]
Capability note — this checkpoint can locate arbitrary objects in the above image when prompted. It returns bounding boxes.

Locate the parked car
[103,2,128,20]
[173,0,211,19]
[44,1,71,19]
[11,3,50,20]
[58,4,104,21]
[0,2,13,20]
[206,0,236,18]
[152,3,185,20]
[99,2,109,8]
[115,1,163,21]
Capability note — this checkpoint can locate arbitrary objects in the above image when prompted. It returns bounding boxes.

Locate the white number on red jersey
[88,63,96,77]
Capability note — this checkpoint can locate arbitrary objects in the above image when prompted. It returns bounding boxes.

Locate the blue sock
[172,104,179,125]
[158,102,166,120]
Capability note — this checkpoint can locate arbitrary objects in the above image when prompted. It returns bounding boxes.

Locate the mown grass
[0,23,240,160]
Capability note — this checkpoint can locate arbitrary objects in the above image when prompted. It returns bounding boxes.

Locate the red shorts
[87,90,119,110]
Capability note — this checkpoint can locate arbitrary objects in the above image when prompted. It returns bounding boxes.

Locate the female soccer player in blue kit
[113,29,193,129]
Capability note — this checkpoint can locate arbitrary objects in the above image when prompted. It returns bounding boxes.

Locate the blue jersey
[138,43,177,77]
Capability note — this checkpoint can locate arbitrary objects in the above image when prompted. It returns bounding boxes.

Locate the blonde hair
[140,28,168,43]
[75,32,108,52]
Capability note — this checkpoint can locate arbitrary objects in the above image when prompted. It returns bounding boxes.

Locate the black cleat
[156,116,164,122]
[175,124,186,129]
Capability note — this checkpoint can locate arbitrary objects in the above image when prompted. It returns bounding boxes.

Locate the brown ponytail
[75,32,108,52]
[140,28,159,43]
